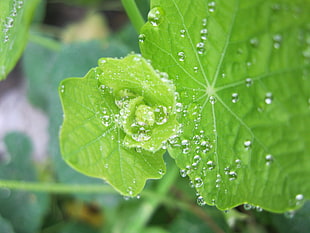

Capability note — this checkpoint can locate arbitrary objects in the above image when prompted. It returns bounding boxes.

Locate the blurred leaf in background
[0,132,49,233]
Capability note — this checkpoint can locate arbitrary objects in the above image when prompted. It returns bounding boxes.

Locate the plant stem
[121,0,145,33]
[0,179,116,194]
[28,33,62,51]
[115,163,179,233]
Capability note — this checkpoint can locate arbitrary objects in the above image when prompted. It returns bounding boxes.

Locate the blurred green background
[0,0,309,232]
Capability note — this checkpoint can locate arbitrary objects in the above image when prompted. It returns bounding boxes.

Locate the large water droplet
[154,105,168,125]
[206,160,215,170]
[180,169,187,177]
[228,171,237,181]
[148,7,164,26]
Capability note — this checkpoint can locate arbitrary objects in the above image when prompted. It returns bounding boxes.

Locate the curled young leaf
[59,54,179,196]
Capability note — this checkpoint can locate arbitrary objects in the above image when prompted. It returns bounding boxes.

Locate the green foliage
[0,0,39,80]
[0,132,49,233]
[139,0,310,212]
[59,54,180,196]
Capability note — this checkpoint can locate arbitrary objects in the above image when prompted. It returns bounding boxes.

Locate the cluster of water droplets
[2,0,24,44]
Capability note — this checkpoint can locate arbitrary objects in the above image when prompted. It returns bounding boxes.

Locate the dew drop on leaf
[193,66,199,72]
[209,96,216,104]
[273,34,282,49]
[148,7,164,26]
[180,169,187,177]
[250,37,259,47]
[197,195,206,206]
[244,204,253,210]
[196,42,205,54]
[180,29,186,37]
[231,93,239,103]
[208,1,216,12]
[200,28,208,40]
[178,51,185,61]
[244,140,252,150]
[265,92,273,105]
[265,154,273,165]
[245,78,253,87]
[206,160,215,170]
[194,177,203,188]
[228,171,238,181]
[138,34,145,43]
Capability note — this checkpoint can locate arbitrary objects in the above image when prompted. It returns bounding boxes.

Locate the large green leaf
[140,0,310,212]
[59,54,179,196]
[0,0,39,80]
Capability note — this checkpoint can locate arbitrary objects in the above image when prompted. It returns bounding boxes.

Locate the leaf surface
[140,0,310,212]
[0,0,39,80]
[59,54,179,196]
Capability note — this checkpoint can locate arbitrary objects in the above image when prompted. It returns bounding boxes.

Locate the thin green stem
[28,33,62,51]
[0,179,116,194]
[115,162,179,233]
[121,0,145,33]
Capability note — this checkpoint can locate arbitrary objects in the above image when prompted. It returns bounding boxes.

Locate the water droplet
[206,160,215,170]
[250,38,259,47]
[265,154,273,165]
[284,211,295,219]
[200,28,208,40]
[101,115,111,127]
[231,93,239,103]
[4,17,14,28]
[16,0,24,9]
[197,195,206,206]
[98,58,107,66]
[178,51,185,61]
[273,34,282,49]
[228,171,237,181]
[175,102,183,112]
[202,18,208,27]
[154,105,168,125]
[208,1,216,12]
[158,169,165,175]
[194,177,203,188]
[193,155,201,165]
[265,92,273,104]
[235,159,241,168]
[196,42,205,54]
[131,124,152,142]
[148,7,164,26]
[60,85,65,93]
[138,34,145,42]
[245,78,253,87]
[243,204,253,210]
[136,194,141,199]
[209,96,216,104]
[244,140,252,150]
[180,169,187,177]
[295,194,304,206]
[256,206,263,212]
[193,66,199,72]
[180,29,186,37]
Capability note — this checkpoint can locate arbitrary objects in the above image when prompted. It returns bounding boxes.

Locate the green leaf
[24,40,132,203]
[0,132,49,233]
[59,54,179,196]
[140,0,310,212]
[0,0,39,80]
